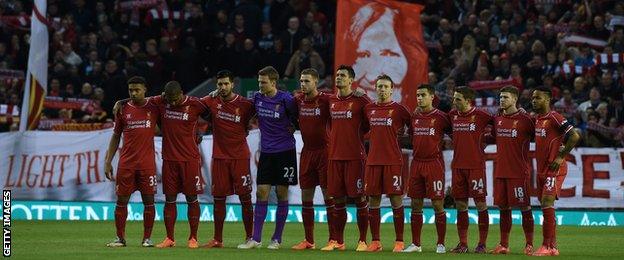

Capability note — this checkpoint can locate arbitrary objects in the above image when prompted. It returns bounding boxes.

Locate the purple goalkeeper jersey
[254,90,297,153]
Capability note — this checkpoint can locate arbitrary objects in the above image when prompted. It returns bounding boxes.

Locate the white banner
[1,130,623,208]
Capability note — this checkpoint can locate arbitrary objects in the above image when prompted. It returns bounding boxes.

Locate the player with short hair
[238,66,298,250]
[321,65,371,252]
[151,81,209,249]
[363,75,412,252]
[490,86,535,255]
[531,87,580,256]
[404,84,451,254]
[291,68,336,250]
[201,70,256,249]
[449,87,494,254]
[105,76,159,248]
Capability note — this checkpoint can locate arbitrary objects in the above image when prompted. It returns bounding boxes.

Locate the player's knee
[411,199,424,210]
[368,196,382,207]
[431,200,444,212]
[140,194,155,204]
[117,196,130,205]
[238,193,251,202]
[455,199,468,210]
[185,195,198,203]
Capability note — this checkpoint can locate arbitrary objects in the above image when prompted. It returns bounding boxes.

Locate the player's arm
[549,126,581,171]
[105,111,124,181]
[284,94,299,131]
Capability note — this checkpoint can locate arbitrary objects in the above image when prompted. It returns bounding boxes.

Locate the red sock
[478,209,489,246]
[213,197,226,242]
[392,206,404,242]
[356,200,369,242]
[521,209,534,246]
[542,207,555,247]
[143,203,155,240]
[324,199,335,241]
[499,209,511,247]
[369,207,381,241]
[410,211,423,246]
[188,200,200,240]
[435,211,446,245]
[114,202,128,239]
[240,194,254,240]
[302,201,315,243]
[333,202,347,244]
[164,201,177,241]
[457,210,468,246]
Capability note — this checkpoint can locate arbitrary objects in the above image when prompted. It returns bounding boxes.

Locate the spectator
[280,16,308,55]
[238,38,262,78]
[284,38,325,80]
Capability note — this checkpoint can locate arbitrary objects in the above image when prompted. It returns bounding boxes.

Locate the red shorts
[451,168,487,199]
[408,159,445,200]
[328,160,364,198]
[211,158,252,197]
[494,178,530,207]
[115,168,157,196]
[536,174,566,201]
[299,149,328,189]
[364,165,404,196]
[162,160,205,195]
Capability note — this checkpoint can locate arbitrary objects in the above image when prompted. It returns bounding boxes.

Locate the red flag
[334,0,428,110]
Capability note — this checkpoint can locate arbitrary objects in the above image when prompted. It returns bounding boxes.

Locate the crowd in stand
[0,0,623,147]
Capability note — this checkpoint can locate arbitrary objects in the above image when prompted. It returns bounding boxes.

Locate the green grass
[13,220,624,259]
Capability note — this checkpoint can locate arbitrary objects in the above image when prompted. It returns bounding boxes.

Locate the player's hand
[549,156,564,172]
[105,162,114,181]
[209,89,219,98]
[353,88,366,97]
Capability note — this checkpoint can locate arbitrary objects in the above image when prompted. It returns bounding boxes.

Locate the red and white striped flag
[19,0,48,131]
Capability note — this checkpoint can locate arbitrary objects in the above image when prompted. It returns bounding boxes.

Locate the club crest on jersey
[217,103,223,109]
[470,115,476,122]
[513,120,518,128]
[348,102,353,110]
[275,104,281,111]
[497,120,502,126]
[453,115,458,120]
[430,118,436,126]
[126,114,131,119]
[414,119,419,124]
[371,110,376,115]
[541,120,549,127]
[388,109,394,116]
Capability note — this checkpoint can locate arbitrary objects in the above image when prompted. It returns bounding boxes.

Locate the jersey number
[472,178,484,191]
[393,176,402,187]
[513,187,525,199]
[149,176,156,187]
[241,174,252,187]
[283,167,295,178]
[433,180,443,192]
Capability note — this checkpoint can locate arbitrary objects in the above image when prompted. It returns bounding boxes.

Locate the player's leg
[470,169,489,253]
[350,160,368,250]
[364,165,382,250]
[293,149,318,249]
[268,185,290,249]
[251,184,270,245]
[389,195,405,252]
[184,194,200,248]
[381,165,405,252]
[140,193,155,247]
[321,160,346,251]
[405,162,424,252]
[205,159,231,248]
[108,168,134,247]
[534,174,563,256]
[492,178,510,254]
[293,188,316,249]
[429,159,447,253]
[158,160,181,248]
[450,168,469,253]
[432,199,447,253]
[520,205,534,255]
[108,195,130,247]
[231,159,254,247]
[318,151,335,243]
[181,160,203,249]
[367,195,382,252]
[268,149,297,249]
[137,169,157,247]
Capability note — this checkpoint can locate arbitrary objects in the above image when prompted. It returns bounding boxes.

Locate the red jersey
[449,107,493,169]
[296,92,331,151]
[151,95,208,161]
[411,108,451,161]
[114,101,159,169]
[328,93,372,160]
[202,95,255,159]
[493,110,534,178]
[364,101,411,165]
[535,111,574,175]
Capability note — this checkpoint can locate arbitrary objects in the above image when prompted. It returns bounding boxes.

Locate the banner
[19,0,48,131]
[334,0,428,110]
[10,201,624,226]
[1,130,623,208]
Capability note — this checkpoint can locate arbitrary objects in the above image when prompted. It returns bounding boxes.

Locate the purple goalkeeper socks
[252,200,268,242]
[271,200,289,243]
